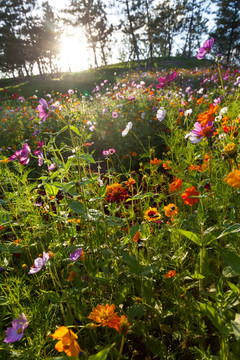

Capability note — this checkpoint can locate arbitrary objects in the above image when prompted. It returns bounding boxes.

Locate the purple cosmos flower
[37,98,50,123]
[28,252,49,274]
[156,71,177,89]
[9,143,31,165]
[197,38,214,60]
[4,313,28,343]
[48,163,56,171]
[34,141,44,167]
[102,107,108,114]
[112,111,118,119]
[70,248,83,261]
[186,121,215,144]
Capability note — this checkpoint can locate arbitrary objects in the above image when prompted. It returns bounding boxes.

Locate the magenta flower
[103,148,116,156]
[197,38,214,60]
[34,141,44,166]
[112,111,118,119]
[4,313,28,343]
[9,143,31,165]
[48,163,56,171]
[156,71,177,89]
[28,252,49,274]
[37,98,50,122]
[70,248,83,261]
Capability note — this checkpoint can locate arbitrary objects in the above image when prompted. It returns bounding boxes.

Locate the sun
[59,32,89,72]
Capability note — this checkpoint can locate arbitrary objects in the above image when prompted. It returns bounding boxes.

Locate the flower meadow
[1,40,240,360]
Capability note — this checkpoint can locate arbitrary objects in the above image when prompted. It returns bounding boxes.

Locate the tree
[211,0,240,62]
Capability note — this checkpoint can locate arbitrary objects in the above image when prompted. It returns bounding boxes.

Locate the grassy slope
[0,56,212,97]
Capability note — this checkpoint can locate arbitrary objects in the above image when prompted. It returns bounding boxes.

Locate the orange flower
[164,270,177,278]
[188,164,202,172]
[89,304,118,327]
[169,178,183,193]
[144,207,161,222]
[108,315,130,334]
[51,326,81,357]
[133,230,141,242]
[197,103,218,127]
[126,177,136,189]
[163,161,171,170]
[181,186,200,206]
[150,158,162,165]
[224,170,240,188]
[68,270,78,281]
[164,204,178,218]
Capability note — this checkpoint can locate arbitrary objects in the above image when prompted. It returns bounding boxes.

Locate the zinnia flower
[28,252,49,274]
[181,186,200,206]
[224,170,240,188]
[197,37,214,60]
[105,183,129,203]
[4,313,28,343]
[89,304,118,327]
[144,207,161,222]
[50,326,81,357]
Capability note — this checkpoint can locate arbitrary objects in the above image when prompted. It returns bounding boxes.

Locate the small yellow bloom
[51,326,81,357]
[89,304,118,327]
[224,143,237,156]
[144,207,161,222]
[224,170,240,188]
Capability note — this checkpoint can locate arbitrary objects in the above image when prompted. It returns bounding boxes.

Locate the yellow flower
[224,170,240,188]
[144,207,161,222]
[224,143,237,156]
[50,326,81,357]
[88,304,118,327]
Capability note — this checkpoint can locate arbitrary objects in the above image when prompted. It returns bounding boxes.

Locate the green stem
[117,335,125,360]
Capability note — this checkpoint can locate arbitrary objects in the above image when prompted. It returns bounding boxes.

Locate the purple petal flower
[4,313,28,343]
[28,252,49,274]
[70,248,83,261]
[48,163,56,171]
[19,143,31,165]
[37,98,50,122]
[197,38,214,60]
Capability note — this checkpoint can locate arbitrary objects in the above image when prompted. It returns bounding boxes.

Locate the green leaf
[122,251,142,275]
[127,303,145,320]
[222,266,240,278]
[0,244,22,254]
[70,125,82,137]
[217,248,240,274]
[130,223,139,239]
[178,229,202,246]
[68,200,85,215]
[55,125,68,137]
[231,313,240,341]
[88,344,115,360]
[45,183,59,197]
[198,302,229,334]
[127,192,155,201]
[0,296,8,305]
[40,290,61,303]
[78,153,95,164]
[217,224,240,239]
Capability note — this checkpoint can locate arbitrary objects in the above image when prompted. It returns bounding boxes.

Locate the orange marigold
[169,178,183,193]
[126,177,136,189]
[50,326,81,357]
[224,170,240,188]
[144,207,161,222]
[108,315,130,334]
[164,204,178,218]
[181,186,200,206]
[89,304,118,327]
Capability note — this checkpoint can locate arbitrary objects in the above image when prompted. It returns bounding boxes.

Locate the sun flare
[59,33,89,72]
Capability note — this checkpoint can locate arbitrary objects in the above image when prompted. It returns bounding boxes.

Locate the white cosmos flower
[156,108,166,121]
[122,122,133,137]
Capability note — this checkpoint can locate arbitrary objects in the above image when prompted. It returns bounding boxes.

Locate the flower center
[17,328,23,334]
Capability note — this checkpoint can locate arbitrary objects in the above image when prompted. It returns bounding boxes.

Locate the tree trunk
[125,0,141,70]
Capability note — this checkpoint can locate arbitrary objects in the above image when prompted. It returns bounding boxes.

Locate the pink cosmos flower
[112,111,118,119]
[4,313,28,343]
[48,163,56,171]
[28,252,49,274]
[37,98,50,122]
[70,248,83,261]
[186,121,215,144]
[34,141,44,166]
[156,71,177,89]
[197,38,214,60]
[9,143,31,165]
[103,148,116,156]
